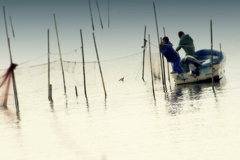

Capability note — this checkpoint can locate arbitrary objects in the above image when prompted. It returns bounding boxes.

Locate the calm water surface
[1,53,240,160]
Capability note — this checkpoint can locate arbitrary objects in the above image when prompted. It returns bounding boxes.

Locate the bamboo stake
[48,29,50,92]
[153,2,166,91]
[75,86,78,97]
[9,16,15,38]
[108,0,110,28]
[96,0,104,29]
[148,34,156,100]
[220,43,222,53]
[47,29,53,102]
[163,27,166,37]
[3,6,19,115]
[163,27,171,86]
[80,29,88,99]
[210,20,214,84]
[3,7,12,62]
[53,14,67,95]
[88,0,95,31]
[161,41,167,91]
[92,32,107,98]
[49,84,53,102]
[160,36,167,92]
[142,25,147,81]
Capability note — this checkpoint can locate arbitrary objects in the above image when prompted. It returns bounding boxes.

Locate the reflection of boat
[171,49,226,85]
[165,80,226,115]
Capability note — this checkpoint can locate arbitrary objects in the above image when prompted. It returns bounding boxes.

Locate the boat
[171,49,226,85]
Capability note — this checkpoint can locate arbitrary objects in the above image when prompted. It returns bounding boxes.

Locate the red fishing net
[0,63,17,107]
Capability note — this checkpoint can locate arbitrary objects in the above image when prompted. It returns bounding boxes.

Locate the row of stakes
[2,2,218,119]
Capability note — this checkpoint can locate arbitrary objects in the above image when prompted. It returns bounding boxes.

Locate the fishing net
[11,51,145,102]
[0,63,17,107]
[0,43,170,109]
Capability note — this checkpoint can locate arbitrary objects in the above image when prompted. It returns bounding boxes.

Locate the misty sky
[0,0,239,68]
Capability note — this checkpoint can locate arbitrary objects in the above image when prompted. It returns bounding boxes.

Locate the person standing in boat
[176,31,200,77]
[176,31,196,58]
[160,36,182,74]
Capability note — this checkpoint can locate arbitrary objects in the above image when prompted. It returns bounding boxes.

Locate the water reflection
[0,105,21,121]
[166,78,226,115]
[104,97,107,111]
[16,110,21,121]
[65,95,68,109]
[0,107,21,125]
[86,97,90,113]
[49,102,54,112]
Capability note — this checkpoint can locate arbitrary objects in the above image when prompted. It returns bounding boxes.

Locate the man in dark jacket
[160,37,182,74]
[176,31,196,57]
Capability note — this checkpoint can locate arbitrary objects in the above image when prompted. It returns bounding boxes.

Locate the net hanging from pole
[0,63,17,107]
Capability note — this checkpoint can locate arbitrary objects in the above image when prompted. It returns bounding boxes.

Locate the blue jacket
[160,43,180,63]
[160,43,182,73]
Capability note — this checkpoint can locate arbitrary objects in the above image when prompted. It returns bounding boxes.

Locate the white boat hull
[171,59,226,85]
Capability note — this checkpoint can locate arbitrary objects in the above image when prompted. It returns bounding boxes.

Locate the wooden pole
[92,32,107,98]
[210,19,214,84]
[153,2,166,91]
[3,7,12,62]
[9,16,15,38]
[3,6,19,115]
[88,0,95,31]
[75,86,78,97]
[142,25,147,81]
[148,34,156,100]
[49,84,53,102]
[48,29,50,93]
[53,14,67,95]
[161,41,167,91]
[163,27,171,86]
[160,36,167,92]
[47,29,53,102]
[220,43,222,53]
[96,0,104,29]
[163,27,166,36]
[108,0,110,28]
[80,29,88,99]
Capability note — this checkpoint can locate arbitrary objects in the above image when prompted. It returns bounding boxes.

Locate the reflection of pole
[88,0,95,31]
[80,29,88,99]
[142,26,147,81]
[163,27,171,86]
[9,16,15,38]
[153,2,166,91]
[54,14,67,95]
[3,6,19,115]
[92,32,107,98]
[210,20,214,84]
[148,34,156,100]
[96,0,103,29]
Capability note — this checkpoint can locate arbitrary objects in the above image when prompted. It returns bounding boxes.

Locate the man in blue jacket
[160,36,182,74]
